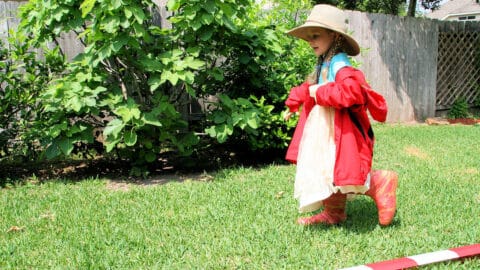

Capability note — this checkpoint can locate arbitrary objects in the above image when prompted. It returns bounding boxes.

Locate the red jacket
[285,66,387,187]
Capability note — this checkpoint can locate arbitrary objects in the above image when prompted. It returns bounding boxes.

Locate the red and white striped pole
[340,243,480,270]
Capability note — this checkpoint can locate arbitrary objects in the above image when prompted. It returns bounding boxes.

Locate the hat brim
[287,24,360,56]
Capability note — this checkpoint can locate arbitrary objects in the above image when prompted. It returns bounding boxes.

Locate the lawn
[1,124,479,269]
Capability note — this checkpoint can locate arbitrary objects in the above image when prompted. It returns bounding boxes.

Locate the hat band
[304,19,346,33]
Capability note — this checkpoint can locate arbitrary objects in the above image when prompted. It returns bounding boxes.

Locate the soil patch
[404,146,429,160]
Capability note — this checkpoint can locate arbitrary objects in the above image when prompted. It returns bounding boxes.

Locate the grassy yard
[1,124,479,269]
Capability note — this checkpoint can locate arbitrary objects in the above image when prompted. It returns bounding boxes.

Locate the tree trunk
[407,0,417,17]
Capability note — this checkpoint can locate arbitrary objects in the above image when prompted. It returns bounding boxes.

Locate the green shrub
[0,32,65,161]
[1,0,317,174]
[447,96,469,119]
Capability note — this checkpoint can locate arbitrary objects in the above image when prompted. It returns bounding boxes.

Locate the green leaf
[239,53,250,64]
[191,20,202,31]
[68,96,83,112]
[59,138,74,155]
[110,0,122,10]
[185,84,196,98]
[205,125,217,138]
[210,68,224,81]
[237,98,252,107]
[201,13,214,25]
[80,0,96,18]
[204,0,216,13]
[124,129,137,146]
[140,57,164,72]
[185,57,204,70]
[130,6,146,24]
[148,76,163,92]
[105,137,121,152]
[143,111,163,127]
[247,116,259,129]
[102,16,120,33]
[205,124,233,143]
[104,119,125,139]
[95,45,112,66]
[231,112,243,126]
[124,8,133,19]
[133,23,148,38]
[84,96,96,107]
[45,144,61,159]
[114,100,141,122]
[200,28,214,41]
[218,94,234,110]
[213,113,227,124]
[66,124,88,137]
[111,36,129,52]
[166,0,180,11]
[145,152,157,163]
[50,121,68,138]
[161,71,179,86]
[182,71,195,84]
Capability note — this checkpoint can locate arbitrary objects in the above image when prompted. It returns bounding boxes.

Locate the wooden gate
[435,22,480,111]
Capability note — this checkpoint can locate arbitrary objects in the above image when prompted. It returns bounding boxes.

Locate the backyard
[1,124,479,269]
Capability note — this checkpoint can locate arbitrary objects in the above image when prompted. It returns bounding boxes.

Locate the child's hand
[283,111,296,121]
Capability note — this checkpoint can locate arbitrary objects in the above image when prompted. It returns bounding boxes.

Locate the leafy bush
[1,0,317,173]
[17,0,205,173]
[0,32,65,161]
[198,0,315,150]
[447,96,470,119]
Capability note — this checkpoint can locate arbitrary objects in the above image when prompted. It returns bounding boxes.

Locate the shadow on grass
[1,147,288,188]
[303,197,402,233]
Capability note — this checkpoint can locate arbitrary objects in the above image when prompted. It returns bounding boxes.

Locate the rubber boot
[366,170,398,226]
[297,192,347,226]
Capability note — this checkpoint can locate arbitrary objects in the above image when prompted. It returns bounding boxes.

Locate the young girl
[284,4,398,226]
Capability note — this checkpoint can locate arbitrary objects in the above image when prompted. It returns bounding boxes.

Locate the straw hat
[287,4,360,56]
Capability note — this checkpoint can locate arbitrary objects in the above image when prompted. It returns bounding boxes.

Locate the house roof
[426,0,480,19]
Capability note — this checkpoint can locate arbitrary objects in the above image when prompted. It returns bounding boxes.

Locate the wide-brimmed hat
[287,4,360,56]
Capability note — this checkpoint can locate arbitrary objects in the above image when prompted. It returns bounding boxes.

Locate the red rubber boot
[366,170,398,226]
[297,192,347,226]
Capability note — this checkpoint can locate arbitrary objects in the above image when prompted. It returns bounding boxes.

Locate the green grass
[1,124,480,269]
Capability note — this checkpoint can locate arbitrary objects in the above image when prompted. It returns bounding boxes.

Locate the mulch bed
[425,117,480,126]
[447,118,480,125]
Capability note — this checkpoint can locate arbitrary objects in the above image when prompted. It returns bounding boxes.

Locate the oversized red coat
[285,66,388,187]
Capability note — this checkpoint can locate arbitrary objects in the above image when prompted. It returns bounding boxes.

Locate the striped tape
[340,243,480,270]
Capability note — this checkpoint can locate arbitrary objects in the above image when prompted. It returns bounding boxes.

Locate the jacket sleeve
[285,82,310,112]
[312,67,366,109]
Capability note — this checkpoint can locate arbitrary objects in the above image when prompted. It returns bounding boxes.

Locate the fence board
[346,11,439,122]
[0,2,8,45]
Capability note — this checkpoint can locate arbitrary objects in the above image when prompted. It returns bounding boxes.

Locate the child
[284,4,398,226]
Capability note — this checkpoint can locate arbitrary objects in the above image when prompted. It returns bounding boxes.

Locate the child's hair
[307,32,346,84]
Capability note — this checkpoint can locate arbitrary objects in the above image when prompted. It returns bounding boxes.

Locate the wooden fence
[346,11,438,122]
[1,2,480,122]
[346,11,480,121]
[0,1,22,47]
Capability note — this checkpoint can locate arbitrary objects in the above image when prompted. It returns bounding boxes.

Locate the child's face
[305,28,336,57]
